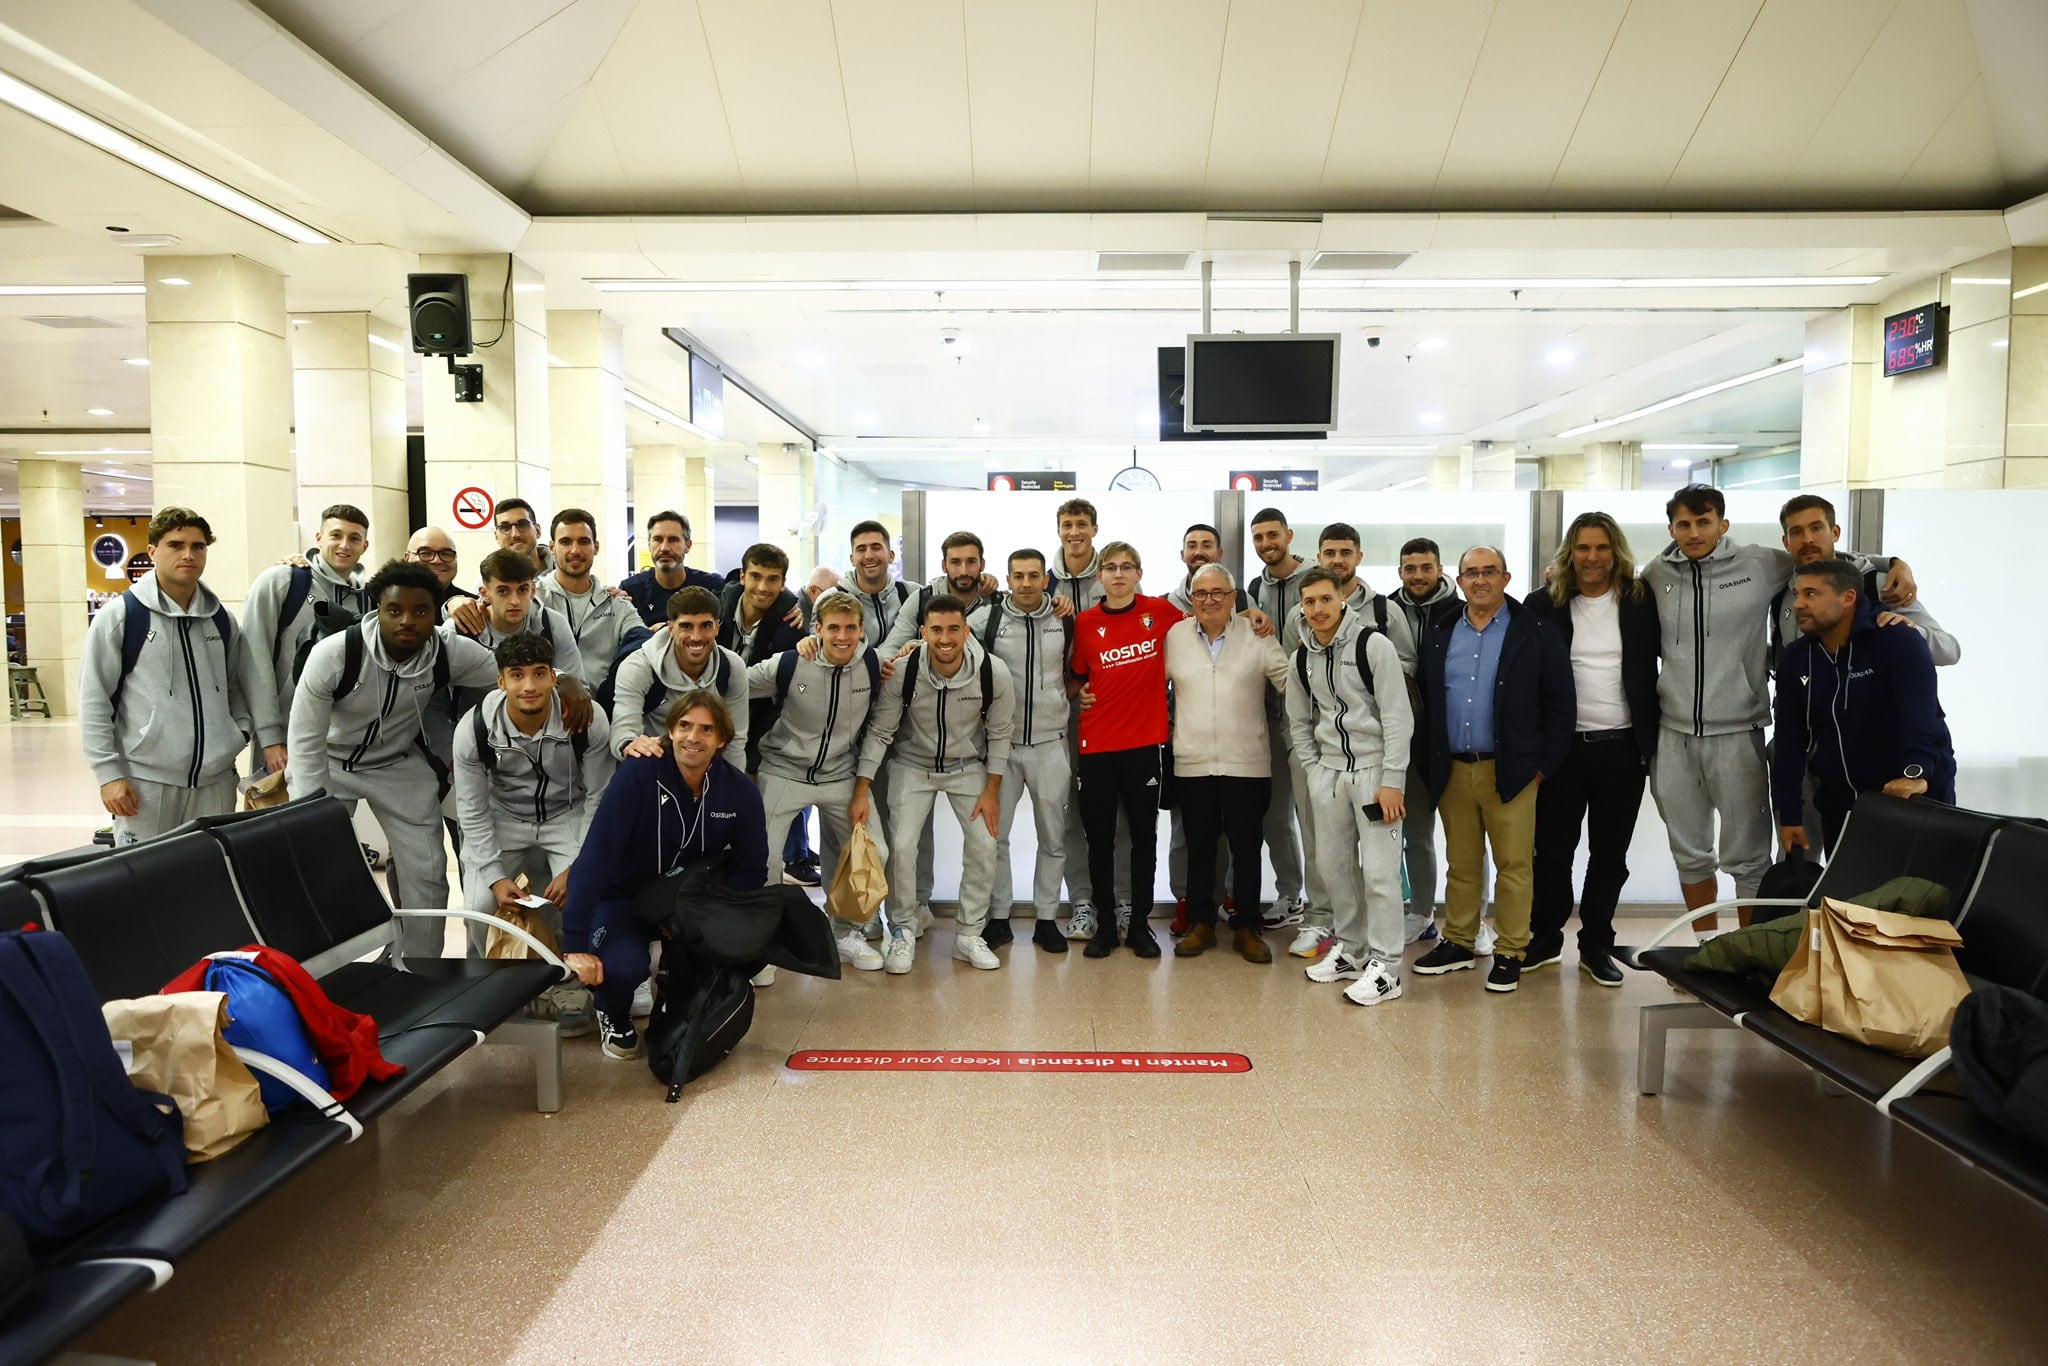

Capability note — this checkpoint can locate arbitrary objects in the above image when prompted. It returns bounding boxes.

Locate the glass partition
[1558,488,1849,576]
[1237,491,1535,595]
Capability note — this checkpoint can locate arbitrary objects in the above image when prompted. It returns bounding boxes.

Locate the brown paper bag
[241,769,288,811]
[1769,897,1970,1057]
[826,823,888,924]
[102,992,268,1163]
[486,874,564,960]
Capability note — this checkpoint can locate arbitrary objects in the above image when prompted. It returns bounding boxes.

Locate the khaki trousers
[1437,759,1537,958]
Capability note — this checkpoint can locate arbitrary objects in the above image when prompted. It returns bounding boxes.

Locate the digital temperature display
[1882,304,1944,377]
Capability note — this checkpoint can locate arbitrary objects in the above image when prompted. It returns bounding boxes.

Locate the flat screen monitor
[1184,333,1340,433]
[1157,347,1323,442]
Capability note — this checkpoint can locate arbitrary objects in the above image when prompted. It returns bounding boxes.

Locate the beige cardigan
[1165,617,1291,778]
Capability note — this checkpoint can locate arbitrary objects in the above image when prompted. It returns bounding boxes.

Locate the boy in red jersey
[1070,541,1182,959]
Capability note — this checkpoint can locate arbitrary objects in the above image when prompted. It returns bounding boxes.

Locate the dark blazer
[1521,581,1661,766]
[1419,598,1575,804]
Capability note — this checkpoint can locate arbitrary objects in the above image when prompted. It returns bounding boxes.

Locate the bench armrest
[74,1256,174,1291]
[1628,898,1810,966]
[1877,1046,1953,1116]
[389,907,571,978]
[230,1047,365,1142]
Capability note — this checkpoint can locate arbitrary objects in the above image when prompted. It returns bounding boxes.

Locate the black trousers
[1178,775,1270,930]
[1079,746,1161,919]
[1530,732,1646,955]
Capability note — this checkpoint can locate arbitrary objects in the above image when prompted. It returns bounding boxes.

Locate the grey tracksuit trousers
[885,762,997,936]
[1308,766,1406,967]
[989,738,1070,921]
[762,772,888,936]
[460,811,582,956]
[1651,727,1772,896]
[325,753,456,959]
[115,776,239,846]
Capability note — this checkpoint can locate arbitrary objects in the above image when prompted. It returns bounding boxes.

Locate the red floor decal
[786,1050,1251,1073]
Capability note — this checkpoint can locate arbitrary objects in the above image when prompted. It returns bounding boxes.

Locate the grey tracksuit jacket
[747,647,883,785]
[844,577,913,646]
[1769,551,1957,667]
[461,601,587,681]
[538,576,643,687]
[605,633,750,759]
[1389,578,1461,672]
[1249,560,1311,642]
[453,691,616,886]
[80,577,255,789]
[243,555,368,747]
[1644,538,1794,736]
[286,620,501,799]
[967,595,1071,745]
[878,576,1002,656]
[1279,579,1416,671]
[1050,548,1106,615]
[857,638,1016,780]
[1285,606,1414,793]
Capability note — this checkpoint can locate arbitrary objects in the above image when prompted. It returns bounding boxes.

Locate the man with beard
[845,520,910,644]
[538,509,645,692]
[243,503,370,774]
[491,497,552,573]
[1245,507,1312,933]
[608,585,751,761]
[621,510,727,628]
[1389,537,1463,943]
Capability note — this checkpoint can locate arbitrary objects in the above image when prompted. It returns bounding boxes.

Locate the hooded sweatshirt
[968,594,1071,746]
[1285,603,1414,793]
[1050,547,1106,616]
[452,691,616,887]
[1248,558,1311,638]
[80,577,254,789]
[460,600,587,682]
[1390,577,1462,670]
[286,619,500,800]
[243,554,369,747]
[1643,536,1793,736]
[606,633,751,760]
[879,575,1000,656]
[856,637,1016,780]
[844,574,912,644]
[746,646,882,785]
[1281,578,1415,671]
[1770,597,1956,827]
[538,575,643,688]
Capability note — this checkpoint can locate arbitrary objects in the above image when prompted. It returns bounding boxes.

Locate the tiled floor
[10,718,2047,1363]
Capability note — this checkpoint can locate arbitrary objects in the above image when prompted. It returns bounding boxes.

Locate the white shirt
[1568,591,1631,732]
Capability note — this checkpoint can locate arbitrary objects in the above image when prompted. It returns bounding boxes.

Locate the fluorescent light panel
[591,275,1882,294]
[1643,443,1739,452]
[623,390,714,439]
[0,71,331,245]
[1556,359,1803,440]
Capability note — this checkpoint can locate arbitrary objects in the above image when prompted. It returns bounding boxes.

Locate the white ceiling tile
[1547,1,1765,206]
[1203,0,1363,205]
[1429,0,1633,206]
[697,0,860,209]
[832,0,975,210]
[1897,80,2006,206]
[1319,0,1496,207]
[1964,0,2048,197]
[520,88,633,215]
[1089,0,1232,207]
[962,0,1094,211]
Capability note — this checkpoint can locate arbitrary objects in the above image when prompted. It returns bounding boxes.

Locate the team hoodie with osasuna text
[604,633,750,760]
[856,637,1016,780]
[1284,605,1413,793]
[286,619,499,800]
[746,646,883,785]
[452,690,617,888]
[967,594,1070,745]
[1642,538,1792,736]
[80,577,255,790]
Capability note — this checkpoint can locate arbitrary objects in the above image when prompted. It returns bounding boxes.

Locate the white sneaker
[1115,903,1133,932]
[631,979,654,1019]
[1475,920,1498,957]
[1289,924,1334,959]
[1305,945,1367,983]
[1343,961,1404,1006]
[864,916,885,941]
[915,904,935,938]
[838,929,885,972]
[1262,897,1304,930]
[750,965,776,987]
[1065,907,1098,941]
[953,935,1000,970]
[884,930,916,975]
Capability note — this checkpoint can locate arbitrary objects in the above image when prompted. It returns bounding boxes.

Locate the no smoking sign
[452,486,494,530]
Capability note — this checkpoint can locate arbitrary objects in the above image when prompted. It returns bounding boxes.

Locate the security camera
[1360,326,1385,349]
[940,329,963,350]
[1365,335,1382,348]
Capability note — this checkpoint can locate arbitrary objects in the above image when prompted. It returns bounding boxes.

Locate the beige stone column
[20,461,87,717]
[631,444,685,568]
[547,311,629,579]
[290,313,409,565]
[684,448,719,575]
[1463,442,1516,492]
[756,442,811,578]
[1582,441,1642,490]
[144,255,294,615]
[1543,453,1585,490]
[2003,246,2048,488]
[1428,449,1463,491]
[1801,305,1878,487]
[418,254,549,571]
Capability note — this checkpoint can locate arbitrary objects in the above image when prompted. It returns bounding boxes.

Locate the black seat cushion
[0,877,42,932]
[344,1025,486,1122]
[26,833,258,1000]
[1822,795,1996,915]
[1740,1008,1920,1101]
[318,958,559,1037]
[0,1260,155,1366]
[201,796,394,961]
[1889,1091,2048,1207]
[1637,947,1780,1020]
[1954,823,2048,994]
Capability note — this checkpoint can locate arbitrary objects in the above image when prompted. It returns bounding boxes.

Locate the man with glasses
[490,497,551,573]
[405,527,476,612]
[1048,498,1124,943]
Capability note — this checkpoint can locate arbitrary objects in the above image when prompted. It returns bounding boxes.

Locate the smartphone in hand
[1362,802,1385,822]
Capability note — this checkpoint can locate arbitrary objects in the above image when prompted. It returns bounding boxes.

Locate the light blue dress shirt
[1444,609,1507,754]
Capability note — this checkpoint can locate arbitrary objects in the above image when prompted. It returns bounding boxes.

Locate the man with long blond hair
[1521,512,1661,985]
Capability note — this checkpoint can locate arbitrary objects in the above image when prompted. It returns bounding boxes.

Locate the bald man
[406,526,478,613]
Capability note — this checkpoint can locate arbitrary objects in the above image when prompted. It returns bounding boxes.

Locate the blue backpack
[0,930,187,1248]
[202,956,329,1114]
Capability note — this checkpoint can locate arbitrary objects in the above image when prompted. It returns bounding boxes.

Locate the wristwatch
[1903,764,1925,780]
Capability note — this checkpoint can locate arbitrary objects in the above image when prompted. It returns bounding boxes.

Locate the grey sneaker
[1065,906,1098,941]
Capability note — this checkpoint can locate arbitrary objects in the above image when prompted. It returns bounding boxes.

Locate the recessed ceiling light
[1643,443,1739,452]
[159,276,189,287]
[1416,337,1447,351]
[122,357,149,366]
[1992,338,2009,349]
[972,420,991,434]
[366,333,404,354]
[793,349,829,369]
[854,413,878,430]
[1671,459,1693,470]
[1545,348,1576,365]
[1417,410,1443,426]
[291,318,312,327]
[86,407,114,416]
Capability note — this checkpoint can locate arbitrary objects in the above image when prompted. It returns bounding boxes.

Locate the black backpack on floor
[645,958,756,1104]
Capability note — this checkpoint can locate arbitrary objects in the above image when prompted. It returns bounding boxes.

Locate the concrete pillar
[2003,246,2048,488]
[684,448,718,575]
[756,442,810,577]
[1428,449,1462,491]
[547,311,629,579]
[1801,305,1878,487]
[20,461,86,717]
[419,254,550,570]
[1463,442,1516,492]
[144,255,294,615]
[1543,453,1585,491]
[290,313,409,566]
[631,444,685,568]
[1583,440,1642,490]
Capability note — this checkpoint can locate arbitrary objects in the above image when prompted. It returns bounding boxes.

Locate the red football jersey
[1071,595,1183,753]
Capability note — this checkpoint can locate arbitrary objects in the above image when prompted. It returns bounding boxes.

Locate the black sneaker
[1125,918,1161,959]
[784,856,822,887]
[1084,920,1121,958]
[1032,919,1068,954]
[1485,956,1522,993]
[1521,940,1563,973]
[1413,940,1478,975]
[597,1012,645,1060]
[983,916,1015,949]
[1581,953,1624,987]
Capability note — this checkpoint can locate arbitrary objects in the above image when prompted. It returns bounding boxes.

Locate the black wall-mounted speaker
[407,273,472,356]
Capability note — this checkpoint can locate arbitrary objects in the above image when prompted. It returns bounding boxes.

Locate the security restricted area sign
[787,1049,1250,1074]
[452,486,494,530]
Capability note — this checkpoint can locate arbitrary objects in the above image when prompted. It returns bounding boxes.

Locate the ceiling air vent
[1095,252,1193,272]
[23,316,124,329]
[1307,252,1415,272]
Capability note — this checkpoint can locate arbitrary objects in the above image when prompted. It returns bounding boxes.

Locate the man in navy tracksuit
[1771,558,1955,855]
[561,691,769,1059]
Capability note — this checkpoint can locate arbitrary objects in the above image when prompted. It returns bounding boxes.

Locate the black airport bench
[1626,793,2048,1208]
[0,794,568,1364]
